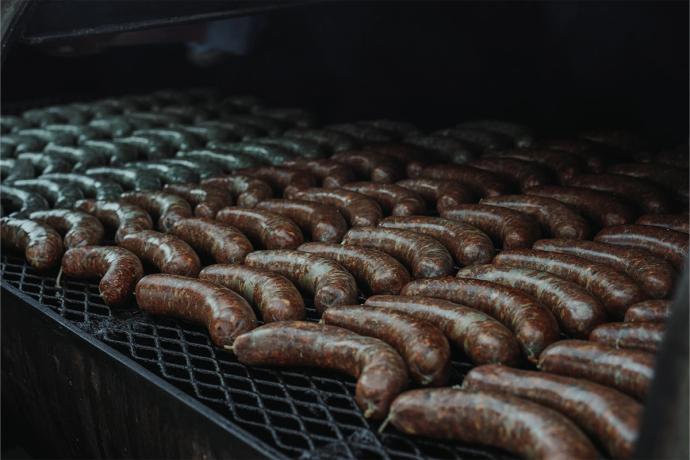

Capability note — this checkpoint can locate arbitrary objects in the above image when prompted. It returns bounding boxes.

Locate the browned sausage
[386,388,598,460]
[624,300,672,323]
[201,175,273,208]
[595,224,688,270]
[364,295,520,366]
[118,230,201,276]
[198,264,305,322]
[61,246,143,306]
[480,195,591,239]
[244,250,358,313]
[535,139,608,173]
[483,148,586,183]
[169,218,253,264]
[457,265,606,337]
[532,239,676,299]
[607,162,688,204]
[342,182,426,216]
[378,216,495,266]
[589,322,664,353]
[285,187,383,227]
[469,157,553,190]
[74,199,154,243]
[28,209,104,248]
[135,274,257,346]
[232,321,407,419]
[538,340,655,400]
[401,277,559,362]
[462,365,641,459]
[438,126,513,151]
[282,158,356,188]
[255,199,348,243]
[331,150,405,183]
[566,174,673,214]
[396,178,474,212]
[239,166,316,196]
[162,184,233,219]
[636,213,689,233]
[215,207,304,249]
[365,143,429,178]
[580,129,647,153]
[342,227,453,278]
[298,242,410,295]
[0,217,63,270]
[493,248,646,317]
[120,191,192,232]
[525,185,638,228]
[440,203,541,249]
[419,164,512,197]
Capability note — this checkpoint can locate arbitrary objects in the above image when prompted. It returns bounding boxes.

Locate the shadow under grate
[1,255,514,460]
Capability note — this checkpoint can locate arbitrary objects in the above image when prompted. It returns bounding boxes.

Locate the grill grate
[1,255,513,460]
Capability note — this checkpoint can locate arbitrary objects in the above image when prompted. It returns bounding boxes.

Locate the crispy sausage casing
[0,217,63,270]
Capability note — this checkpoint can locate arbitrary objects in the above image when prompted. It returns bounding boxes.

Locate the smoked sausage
[468,157,553,190]
[595,224,688,270]
[589,322,664,353]
[120,191,193,232]
[169,218,253,264]
[118,230,201,276]
[163,183,233,219]
[624,300,672,323]
[636,213,689,234]
[331,150,405,183]
[343,182,426,216]
[282,159,355,188]
[255,199,348,243]
[566,174,673,214]
[286,187,383,227]
[28,209,104,248]
[0,217,63,270]
[215,207,303,249]
[201,175,272,208]
[74,199,153,242]
[396,178,474,213]
[419,164,512,197]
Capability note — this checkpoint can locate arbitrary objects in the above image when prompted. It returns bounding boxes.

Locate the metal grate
[1,254,513,460]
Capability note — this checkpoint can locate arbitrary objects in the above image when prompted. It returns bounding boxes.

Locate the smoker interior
[1,2,688,460]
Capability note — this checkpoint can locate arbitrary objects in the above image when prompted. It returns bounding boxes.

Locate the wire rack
[1,254,514,460]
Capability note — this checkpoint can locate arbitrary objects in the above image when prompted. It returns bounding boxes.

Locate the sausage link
[331,150,405,183]
[532,238,676,299]
[28,210,104,249]
[624,300,672,323]
[440,203,541,249]
[255,199,348,243]
[118,230,200,276]
[607,162,688,204]
[396,178,474,213]
[208,141,296,165]
[327,123,395,144]
[364,295,520,366]
[387,388,598,460]
[364,143,428,177]
[85,166,161,191]
[342,227,453,278]
[342,182,426,216]
[595,224,688,270]
[538,340,655,400]
[483,148,586,183]
[177,149,260,172]
[61,246,143,306]
[566,174,673,214]
[581,130,648,154]
[282,159,356,188]
[17,153,71,174]
[535,139,608,173]
[74,199,153,242]
[481,195,591,239]
[251,107,316,128]
[42,144,109,171]
[239,166,316,196]
[201,175,273,208]
[135,274,256,346]
[419,164,512,197]
[11,179,83,209]
[469,157,553,190]
[378,216,494,266]
[169,218,252,264]
[298,242,410,295]
[284,128,359,152]
[233,321,407,419]
[286,188,383,227]
[120,191,193,232]
[244,250,358,313]
[457,120,534,148]
[0,158,34,183]
[462,365,641,459]
[158,158,224,181]
[0,185,49,217]
[401,277,559,362]
[404,135,477,166]
[589,322,664,353]
[322,305,450,386]
[131,128,203,151]
[82,139,142,166]
[636,213,689,234]
[254,137,328,159]
[0,217,63,270]
[41,173,123,201]
[127,162,199,185]
[457,265,606,337]
[163,183,233,219]
[215,207,303,249]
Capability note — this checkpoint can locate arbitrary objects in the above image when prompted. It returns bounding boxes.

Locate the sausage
[589,322,664,353]
[396,178,474,212]
[41,173,123,201]
[10,179,83,209]
[0,158,34,183]
[115,135,174,161]
[251,107,316,129]
[82,139,139,165]
[538,340,655,400]
[162,184,233,219]
[493,248,646,317]
[469,157,553,190]
[244,250,358,313]
[457,120,534,148]
[327,123,395,144]
[378,216,495,266]
[42,144,109,171]
[208,141,296,165]
[127,162,199,185]
[636,213,689,233]
[255,199,348,243]
[532,238,676,299]
[232,321,407,419]
[254,138,328,159]
[457,265,606,338]
[0,217,63,270]
[177,149,260,171]
[364,143,429,177]
[524,185,637,228]
[624,300,672,323]
[607,162,688,204]
[483,148,586,183]
[386,388,598,460]
[364,295,520,366]
[401,277,559,362]
[201,175,272,208]
[419,164,512,197]
[198,264,305,321]
[120,191,193,232]
[342,182,426,216]
[239,166,317,196]
[74,199,153,242]
[281,159,356,188]
[462,365,641,459]
[16,153,71,174]
[221,114,285,137]
[28,210,104,249]
[135,274,257,346]
[535,139,608,173]
[322,305,451,386]
[195,120,263,140]
[594,224,688,270]
[158,158,224,180]
[89,118,133,138]
[118,230,201,276]
[131,128,204,151]
[286,188,383,227]
[342,227,454,278]
[440,204,541,249]
[566,174,673,214]
[437,127,514,151]
[215,207,304,249]
[61,246,143,306]
[0,185,49,217]
[298,242,411,295]
[357,121,421,139]
[331,150,405,183]
[85,166,162,191]
[169,218,252,264]
[284,128,359,152]
[480,195,591,239]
